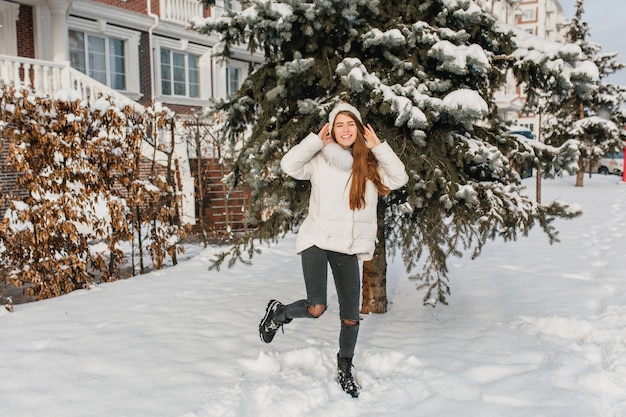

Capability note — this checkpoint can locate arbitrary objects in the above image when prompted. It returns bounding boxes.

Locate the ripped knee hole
[307,304,326,318]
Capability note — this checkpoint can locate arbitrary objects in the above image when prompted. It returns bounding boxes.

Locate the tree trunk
[576,101,585,187]
[575,156,585,187]
[361,200,388,314]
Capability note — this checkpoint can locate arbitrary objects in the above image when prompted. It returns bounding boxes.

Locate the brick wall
[0,139,28,220]
[16,5,34,58]
[90,0,211,17]
[162,103,199,114]
[138,31,153,106]
[189,158,250,230]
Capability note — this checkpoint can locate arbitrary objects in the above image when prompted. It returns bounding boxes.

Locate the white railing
[0,54,197,224]
[160,0,204,24]
[65,67,144,111]
[0,55,69,94]
[0,54,141,110]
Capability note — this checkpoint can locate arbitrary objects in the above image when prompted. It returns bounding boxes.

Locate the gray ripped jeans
[284,245,361,359]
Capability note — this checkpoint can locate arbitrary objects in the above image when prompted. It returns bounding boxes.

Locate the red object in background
[623,144,626,182]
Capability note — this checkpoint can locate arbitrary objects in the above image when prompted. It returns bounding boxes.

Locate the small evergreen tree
[540,0,625,186]
[193,0,583,306]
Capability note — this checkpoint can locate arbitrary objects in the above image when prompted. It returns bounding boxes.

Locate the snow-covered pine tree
[192,0,583,307]
[540,0,625,187]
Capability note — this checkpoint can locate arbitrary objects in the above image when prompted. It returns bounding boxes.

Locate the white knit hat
[328,102,362,127]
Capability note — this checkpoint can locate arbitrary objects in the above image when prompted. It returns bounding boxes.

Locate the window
[153,36,209,102]
[69,30,126,90]
[520,8,536,22]
[518,123,534,132]
[160,48,200,98]
[67,17,140,98]
[226,67,240,98]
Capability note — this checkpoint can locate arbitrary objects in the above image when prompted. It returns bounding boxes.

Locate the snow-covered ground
[1,174,626,417]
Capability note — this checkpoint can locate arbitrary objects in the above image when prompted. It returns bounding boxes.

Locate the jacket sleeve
[280,132,324,180]
[371,142,409,190]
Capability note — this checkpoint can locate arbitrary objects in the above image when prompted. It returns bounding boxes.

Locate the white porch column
[0,0,20,55]
[44,0,71,62]
[173,133,197,225]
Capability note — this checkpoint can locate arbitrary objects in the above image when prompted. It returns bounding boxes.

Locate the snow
[497,22,601,84]
[2,174,626,416]
[53,89,82,103]
[442,89,488,114]
[573,60,601,82]
[429,41,490,74]
[363,28,406,48]
[571,115,619,135]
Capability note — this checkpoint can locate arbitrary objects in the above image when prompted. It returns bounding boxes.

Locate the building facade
[479,0,571,137]
[1,0,260,109]
[0,0,263,224]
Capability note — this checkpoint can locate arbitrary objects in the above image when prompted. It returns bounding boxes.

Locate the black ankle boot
[337,354,360,398]
[259,300,292,343]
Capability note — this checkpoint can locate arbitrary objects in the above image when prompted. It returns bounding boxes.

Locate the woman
[259,102,408,398]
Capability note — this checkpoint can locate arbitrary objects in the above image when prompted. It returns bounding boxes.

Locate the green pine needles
[193,0,587,305]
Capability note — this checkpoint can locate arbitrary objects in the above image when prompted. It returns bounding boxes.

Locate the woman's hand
[363,124,382,149]
[318,123,335,146]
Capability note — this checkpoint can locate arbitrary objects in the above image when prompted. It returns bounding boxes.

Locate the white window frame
[67,16,141,99]
[226,66,241,98]
[213,0,242,18]
[153,36,211,106]
[214,59,248,100]
[159,48,200,98]
[520,8,536,22]
[69,30,126,90]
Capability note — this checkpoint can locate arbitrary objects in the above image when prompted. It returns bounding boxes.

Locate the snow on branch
[499,22,599,84]
[441,89,488,117]
[363,28,407,48]
[336,57,428,129]
[459,135,509,179]
[570,115,619,136]
[428,40,490,74]
[276,52,315,79]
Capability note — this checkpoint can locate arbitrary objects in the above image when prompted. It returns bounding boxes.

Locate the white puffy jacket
[281,132,409,261]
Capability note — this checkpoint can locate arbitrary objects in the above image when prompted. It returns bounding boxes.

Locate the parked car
[509,126,535,179]
[596,152,624,176]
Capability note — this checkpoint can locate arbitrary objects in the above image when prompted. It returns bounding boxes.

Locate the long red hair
[331,111,390,210]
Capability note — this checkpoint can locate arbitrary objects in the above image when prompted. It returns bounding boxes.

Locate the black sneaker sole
[259,299,281,343]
